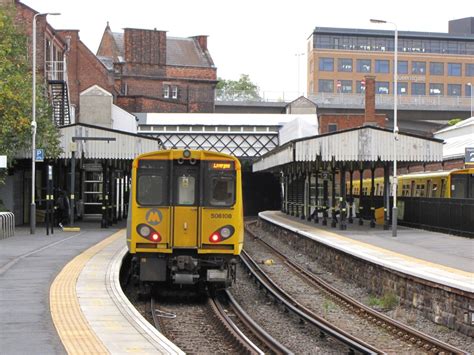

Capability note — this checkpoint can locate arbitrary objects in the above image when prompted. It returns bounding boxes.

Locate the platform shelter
[253,125,443,230]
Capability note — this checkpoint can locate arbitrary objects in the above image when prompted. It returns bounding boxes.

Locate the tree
[447,118,463,126]
[0,5,61,185]
[216,74,261,101]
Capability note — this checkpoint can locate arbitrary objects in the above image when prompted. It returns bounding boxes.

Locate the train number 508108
[211,213,232,219]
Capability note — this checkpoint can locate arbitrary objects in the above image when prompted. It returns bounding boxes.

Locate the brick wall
[319,113,386,133]
[57,30,115,116]
[124,28,166,66]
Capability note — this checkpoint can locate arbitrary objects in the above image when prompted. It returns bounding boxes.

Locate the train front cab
[127,150,243,288]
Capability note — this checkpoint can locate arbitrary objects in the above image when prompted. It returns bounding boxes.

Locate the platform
[259,211,474,293]
[0,224,183,354]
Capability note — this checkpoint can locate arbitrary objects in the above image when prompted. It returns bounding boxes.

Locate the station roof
[253,126,443,172]
[138,113,306,127]
[59,123,162,160]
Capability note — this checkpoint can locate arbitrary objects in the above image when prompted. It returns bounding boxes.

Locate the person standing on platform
[56,190,70,229]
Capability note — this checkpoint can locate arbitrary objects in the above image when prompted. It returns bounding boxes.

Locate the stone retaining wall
[258,218,474,337]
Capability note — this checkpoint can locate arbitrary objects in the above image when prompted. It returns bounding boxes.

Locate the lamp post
[468,83,473,117]
[295,52,305,97]
[370,18,398,237]
[31,12,60,235]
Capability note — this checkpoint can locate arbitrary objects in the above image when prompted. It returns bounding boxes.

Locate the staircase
[49,80,71,126]
[46,60,71,126]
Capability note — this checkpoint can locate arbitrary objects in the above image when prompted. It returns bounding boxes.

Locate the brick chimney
[364,75,376,124]
[192,35,208,51]
[124,28,166,65]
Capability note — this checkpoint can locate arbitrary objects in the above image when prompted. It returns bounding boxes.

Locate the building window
[412,61,426,74]
[319,57,334,71]
[328,124,337,132]
[171,86,178,99]
[429,83,444,96]
[466,63,474,76]
[319,79,334,93]
[356,59,371,73]
[430,62,444,75]
[340,80,352,93]
[466,84,472,97]
[412,83,426,95]
[447,84,461,96]
[375,60,389,73]
[448,63,462,76]
[163,85,170,98]
[376,82,389,94]
[356,81,365,93]
[338,58,353,72]
[395,82,408,95]
[397,61,408,74]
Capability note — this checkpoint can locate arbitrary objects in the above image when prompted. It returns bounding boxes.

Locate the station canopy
[253,126,444,172]
[59,123,162,160]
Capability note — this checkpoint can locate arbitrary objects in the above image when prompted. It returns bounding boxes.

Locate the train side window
[137,160,169,205]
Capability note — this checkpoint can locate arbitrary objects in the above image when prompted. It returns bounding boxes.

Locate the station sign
[35,148,44,162]
[465,147,474,165]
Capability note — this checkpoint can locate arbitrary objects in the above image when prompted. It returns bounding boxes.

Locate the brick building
[318,76,386,133]
[96,24,218,113]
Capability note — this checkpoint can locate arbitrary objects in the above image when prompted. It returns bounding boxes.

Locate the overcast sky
[23,0,472,97]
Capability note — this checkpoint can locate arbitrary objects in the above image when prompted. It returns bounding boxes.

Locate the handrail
[0,212,15,240]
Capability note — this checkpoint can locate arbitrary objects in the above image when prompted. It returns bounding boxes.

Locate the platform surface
[0,223,183,354]
[259,211,474,292]
[0,224,119,354]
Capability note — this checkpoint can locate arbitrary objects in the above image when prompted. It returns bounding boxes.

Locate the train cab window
[137,160,169,205]
[204,161,236,207]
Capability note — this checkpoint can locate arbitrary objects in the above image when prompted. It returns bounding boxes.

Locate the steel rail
[240,249,380,354]
[245,225,467,355]
[219,289,293,355]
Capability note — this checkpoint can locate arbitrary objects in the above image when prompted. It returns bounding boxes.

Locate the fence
[0,212,15,240]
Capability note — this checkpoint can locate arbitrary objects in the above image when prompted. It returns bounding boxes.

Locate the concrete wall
[79,87,113,128]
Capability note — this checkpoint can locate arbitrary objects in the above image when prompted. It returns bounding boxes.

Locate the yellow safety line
[268,212,473,278]
[50,230,124,355]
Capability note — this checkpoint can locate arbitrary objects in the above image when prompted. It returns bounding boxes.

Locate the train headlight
[136,223,162,243]
[183,149,191,158]
[220,227,232,238]
[139,225,151,237]
[209,225,235,243]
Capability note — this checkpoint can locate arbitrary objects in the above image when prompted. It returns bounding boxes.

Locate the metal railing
[0,212,15,240]
[215,89,472,111]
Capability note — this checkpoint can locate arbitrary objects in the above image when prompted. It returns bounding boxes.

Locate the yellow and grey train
[127,149,244,288]
[351,168,474,199]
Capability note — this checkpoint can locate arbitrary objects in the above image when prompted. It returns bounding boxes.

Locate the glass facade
[430,62,444,75]
[448,63,462,76]
[356,59,371,73]
[319,57,334,71]
[429,83,444,95]
[338,58,353,72]
[319,79,334,92]
[313,33,474,55]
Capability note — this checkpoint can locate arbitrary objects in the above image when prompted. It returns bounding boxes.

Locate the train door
[173,163,199,248]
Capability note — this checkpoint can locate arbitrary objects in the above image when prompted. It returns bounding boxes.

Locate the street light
[370,18,398,237]
[31,12,60,235]
[468,83,473,117]
[295,52,305,97]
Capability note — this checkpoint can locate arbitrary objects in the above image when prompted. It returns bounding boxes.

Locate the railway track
[244,223,466,355]
[151,292,289,354]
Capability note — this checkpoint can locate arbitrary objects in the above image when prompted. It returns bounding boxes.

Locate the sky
[22,0,472,97]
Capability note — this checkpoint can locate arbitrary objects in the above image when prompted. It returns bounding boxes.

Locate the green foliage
[216,74,261,101]
[368,292,399,310]
[447,118,463,126]
[0,5,61,184]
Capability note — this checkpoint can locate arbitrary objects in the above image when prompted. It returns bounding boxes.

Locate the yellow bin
[375,207,385,225]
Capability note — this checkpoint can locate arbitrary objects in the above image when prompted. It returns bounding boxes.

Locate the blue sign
[146,208,162,226]
[466,147,474,165]
[35,149,44,162]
